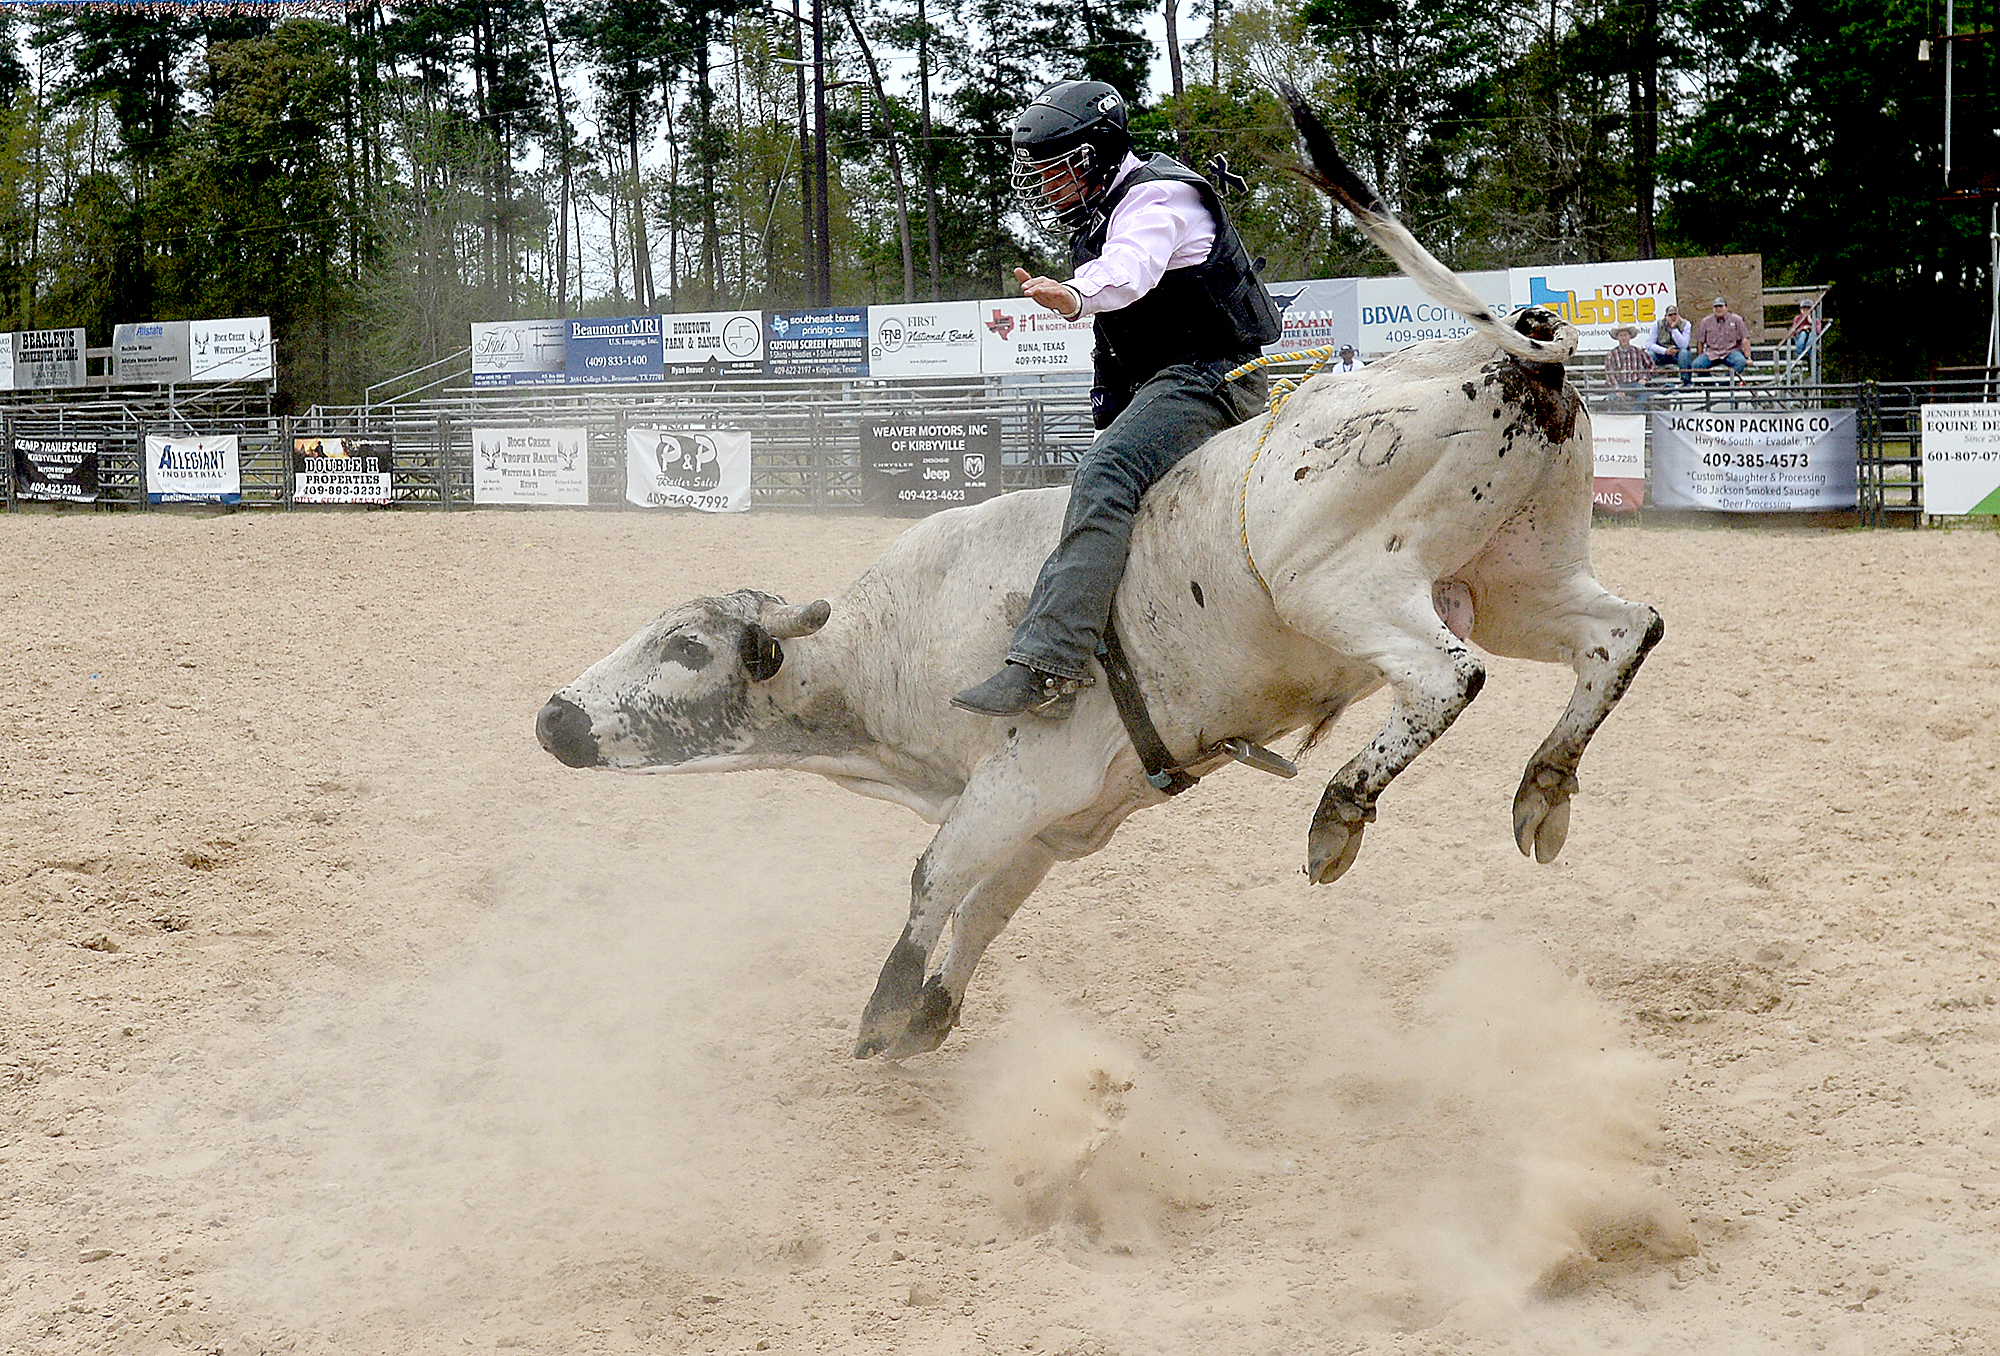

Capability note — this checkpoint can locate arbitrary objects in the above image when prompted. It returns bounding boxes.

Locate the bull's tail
[1281,86,1577,366]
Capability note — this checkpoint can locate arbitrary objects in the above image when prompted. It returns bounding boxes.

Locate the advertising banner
[0,333,15,391]
[1590,413,1646,514]
[471,319,567,386]
[1921,404,2000,514]
[114,321,192,384]
[859,416,998,514]
[144,434,241,504]
[1262,279,1358,357]
[14,328,86,390]
[566,315,663,384]
[624,427,752,512]
[661,309,766,377]
[1356,270,1509,355]
[1650,409,1857,511]
[1510,261,1676,354]
[11,435,99,502]
[472,427,590,505]
[977,298,1092,374]
[765,307,867,377]
[292,436,393,505]
[188,316,274,382]
[867,302,981,378]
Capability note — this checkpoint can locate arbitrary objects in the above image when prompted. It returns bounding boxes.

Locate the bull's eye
[662,632,713,670]
[740,624,784,682]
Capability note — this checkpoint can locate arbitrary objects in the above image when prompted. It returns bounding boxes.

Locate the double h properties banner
[292,437,393,504]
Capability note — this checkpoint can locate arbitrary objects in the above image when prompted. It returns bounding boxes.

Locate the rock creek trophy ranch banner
[566,316,663,384]
[1509,260,1677,354]
[1591,413,1646,514]
[765,308,868,377]
[11,435,99,503]
[662,309,764,377]
[292,437,393,505]
[113,321,193,384]
[144,435,241,505]
[859,417,998,515]
[1649,410,1857,512]
[624,428,752,512]
[472,428,589,505]
[1920,404,2000,514]
[978,298,1091,374]
[188,317,273,382]
[471,319,567,386]
[867,302,982,378]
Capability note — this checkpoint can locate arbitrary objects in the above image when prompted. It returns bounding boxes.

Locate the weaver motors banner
[1357,271,1509,355]
[145,434,241,504]
[978,298,1092,374]
[859,416,998,514]
[567,315,663,384]
[189,317,273,382]
[471,319,567,386]
[1921,404,2000,514]
[11,435,99,502]
[14,328,86,390]
[1591,413,1646,514]
[292,436,393,505]
[662,309,765,377]
[765,308,868,377]
[624,427,752,512]
[1650,409,1857,511]
[1510,261,1677,354]
[472,427,589,505]
[1263,279,1358,357]
[868,302,981,378]
[114,321,192,384]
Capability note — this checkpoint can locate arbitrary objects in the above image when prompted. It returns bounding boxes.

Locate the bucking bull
[536,95,1663,1060]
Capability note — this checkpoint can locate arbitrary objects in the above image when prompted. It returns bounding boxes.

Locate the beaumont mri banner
[1920,404,2000,514]
[567,315,663,384]
[625,427,752,512]
[473,427,589,505]
[1650,409,1857,512]
[145,434,241,505]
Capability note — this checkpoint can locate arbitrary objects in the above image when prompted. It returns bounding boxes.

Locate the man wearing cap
[1603,324,1650,401]
[1332,344,1365,373]
[1681,296,1751,382]
[1646,304,1690,373]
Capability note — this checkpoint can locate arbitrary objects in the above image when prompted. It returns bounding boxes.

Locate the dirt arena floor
[1,505,1997,1355]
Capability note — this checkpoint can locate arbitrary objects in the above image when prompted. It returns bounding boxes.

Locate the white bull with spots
[536,98,1663,1060]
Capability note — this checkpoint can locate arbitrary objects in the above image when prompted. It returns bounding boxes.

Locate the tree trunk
[1633,0,1658,257]
[841,0,915,302]
[1165,0,1189,161]
[917,0,940,298]
[538,0,573,316]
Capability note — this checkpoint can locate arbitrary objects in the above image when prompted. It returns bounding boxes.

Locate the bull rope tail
[1222,345,1338,599]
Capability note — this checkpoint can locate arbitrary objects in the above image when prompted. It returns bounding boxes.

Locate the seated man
[1602,324,1651,402]
[1680,295,1750,383]
[1646,305,1690,372]
[952,79,1281,719]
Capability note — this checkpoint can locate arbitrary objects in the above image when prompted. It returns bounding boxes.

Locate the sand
[0,506,1996,1355]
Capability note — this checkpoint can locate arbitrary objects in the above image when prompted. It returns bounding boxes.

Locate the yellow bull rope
[1223,345,1339,598]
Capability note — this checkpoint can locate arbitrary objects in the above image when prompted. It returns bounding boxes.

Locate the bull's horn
[762,598,831,639]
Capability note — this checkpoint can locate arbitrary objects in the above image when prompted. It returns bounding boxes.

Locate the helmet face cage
[1012,142,1101,240]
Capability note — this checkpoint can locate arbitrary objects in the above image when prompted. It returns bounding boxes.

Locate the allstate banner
[624,427,752,512]
[858,416,998,515]
[1356,270,1509,354]
[868,302,981,378]
[1650,410,1857,511]
[1591,413,1646,513]
[567,315,663,384]
[114,321,192,383]
[1921,404,2000,514]
[1509,260,1676,353]
[293,436,393,505]
[766,308,868,377]
[1263,279,1358,357]
[662,310,765,377]
[145,434,241,504]
[471,319,567,386]
[11,435,99,502]
[473,427,589,505]
[188,317,273,382]
[977,298,1092,374]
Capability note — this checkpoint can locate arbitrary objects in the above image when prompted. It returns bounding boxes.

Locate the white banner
[14,327,86,389]
[977,298,1092,374]
[661,309,765,376]
[189,317,274,382]
[868,301,981,378]
[1591,412,1646,513]
[472,427,589,505]
[1650,410,1857,511]
[114,321,192,384]
[1262,279,1357,357]
[1921,404,2000,515]
[471,319,567,385]
[624,428,752,512]
[0,333,15,391]
[1357,270,1509,355]
[1510,261,1677,353]
[145,434,241,504]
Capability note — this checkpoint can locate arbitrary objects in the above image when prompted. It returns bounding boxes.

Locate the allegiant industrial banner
[765,308,868,377]
[566,315,663,384]
[145,434,242,504]
[624,427,752,512]
[292,436,393,504]
[1649,409,1857,511]
[1509,261,1677,354]
[471,319,567,386]
[473,427,590,504]
[11,435,98,502]
[1920,404,2000,514]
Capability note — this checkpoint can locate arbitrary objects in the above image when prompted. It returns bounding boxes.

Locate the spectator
[1603,324,1651,404]
[1681,295,1750,383]
[1332,343,1365,373]
[1786,300,1825,357]
[1646,305,1690,373]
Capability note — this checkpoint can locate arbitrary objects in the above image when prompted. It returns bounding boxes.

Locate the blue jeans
[1677,349,1747,383]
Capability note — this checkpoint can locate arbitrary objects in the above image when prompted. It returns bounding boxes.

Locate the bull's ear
[762,598,831,639]
[740,623,786,682]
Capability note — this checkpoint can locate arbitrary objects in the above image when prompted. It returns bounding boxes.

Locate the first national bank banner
[1650,410,1857,511]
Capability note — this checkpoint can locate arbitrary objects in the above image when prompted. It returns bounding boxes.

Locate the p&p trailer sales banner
[624,428,752,512]
[472,427,589,505]
[293,437,393,505]
[11,435,99,502]
[145,434,241,504]
[1920,404,2000,514]
[1649,410,1857,512]
[565,315,663,384]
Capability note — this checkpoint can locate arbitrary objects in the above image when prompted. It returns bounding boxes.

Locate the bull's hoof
[880,981,959,1060]
[1306,787,1374,885]
[1513,764,1580,863]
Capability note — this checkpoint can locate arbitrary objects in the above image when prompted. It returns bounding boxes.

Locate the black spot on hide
[1462,382,1478,400]
[1190,580,1206,608]
[1294,466,1309,481]
[662,632,712,670]
[740,624,785,682]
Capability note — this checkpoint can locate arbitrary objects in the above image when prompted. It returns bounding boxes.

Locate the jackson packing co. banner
[1509,260,1677,354]
[471,319,567,386]
[189,317,273,382]
[473,427,589,505]
[624,427,752,512]
[11,435,99,503]
[867,302,981,379]
[14,328,86,390]
[1356,271,1510,355]
[858,416,998,514]
[662,309,765,377]
[977,297,1092,374]
[113,321,192,384]
[144,434,241,505]
[1263,279,1358,357]
[1591,413,1646,514]
[292,436,393,505]
[566,315,663,384]
[765,308,868,377]
[1921,404,2000,514]
[1650,409,1857,512]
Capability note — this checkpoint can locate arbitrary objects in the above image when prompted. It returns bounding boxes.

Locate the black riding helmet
[1011,80,1132,238]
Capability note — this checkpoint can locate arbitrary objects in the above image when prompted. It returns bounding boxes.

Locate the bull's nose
[536,696,600,768]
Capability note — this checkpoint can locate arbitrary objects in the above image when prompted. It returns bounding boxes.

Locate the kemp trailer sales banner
[1649,409,1857,512]
[625,427,752,512]
[11,435,98,503]
[293,437,393,505]
[473,427,589,505]
[1920,404,2000,514]
[145,435,241,504]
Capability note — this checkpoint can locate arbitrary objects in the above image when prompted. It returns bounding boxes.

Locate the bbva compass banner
[624,427,752,512]
[145,434,241,504]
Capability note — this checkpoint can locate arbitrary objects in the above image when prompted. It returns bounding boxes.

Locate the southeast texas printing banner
[1590,413,1645,514]
[765,308,867,377]
[1921,403,2000,514]
[293,436,393,505]
[145,434,241,504]
[472,427,589,505]
[11,435,99,502]
[624,427,752,512]
[1649,409,1857,511]
[858,416,998,515]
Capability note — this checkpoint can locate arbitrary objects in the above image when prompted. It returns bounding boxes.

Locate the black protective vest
[1070,155,1283,386]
